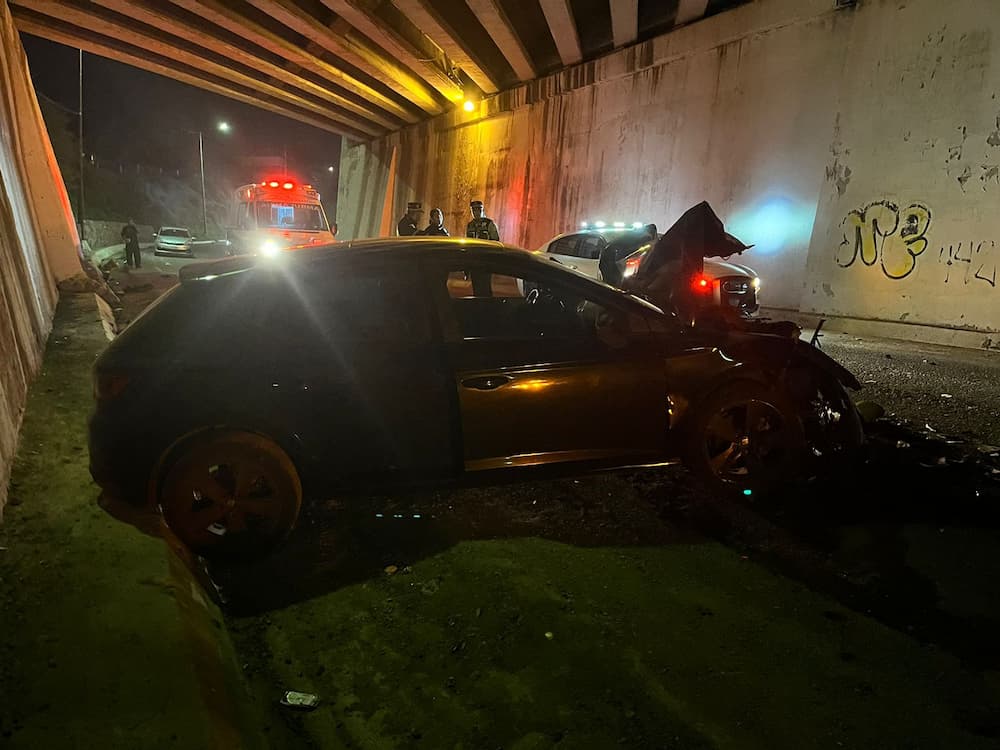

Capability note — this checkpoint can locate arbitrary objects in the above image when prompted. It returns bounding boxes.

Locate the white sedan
[538,225,760,315]
[153,227,194,257]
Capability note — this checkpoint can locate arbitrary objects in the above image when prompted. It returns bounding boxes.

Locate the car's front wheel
[683,380,806,498]
[157,430,302,559]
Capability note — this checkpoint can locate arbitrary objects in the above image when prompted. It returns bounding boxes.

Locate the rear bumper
[154,246,193,256]
[89,412,161,535]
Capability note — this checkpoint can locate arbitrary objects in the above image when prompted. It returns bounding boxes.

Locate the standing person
[465,200,500,241]
[121,218,141,269]
[396,202,423,236]
[417,208,449,236]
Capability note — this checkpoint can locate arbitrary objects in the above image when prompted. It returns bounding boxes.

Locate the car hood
[704,258,756,279]
[158,236,191,244]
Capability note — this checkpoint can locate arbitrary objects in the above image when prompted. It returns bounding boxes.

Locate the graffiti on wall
[938,241,997,288]
[836,201,931,279]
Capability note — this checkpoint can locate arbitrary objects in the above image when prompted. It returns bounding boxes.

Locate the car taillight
[692,274,713,293]
[94,371,130,401]
[623,256,642,278]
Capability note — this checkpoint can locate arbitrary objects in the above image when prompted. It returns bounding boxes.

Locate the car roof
[178,237,536,283]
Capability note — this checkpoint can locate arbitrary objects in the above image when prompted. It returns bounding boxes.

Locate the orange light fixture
[463,99,475,112]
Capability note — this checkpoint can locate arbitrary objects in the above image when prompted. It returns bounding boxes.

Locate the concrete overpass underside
[9,0,748,140]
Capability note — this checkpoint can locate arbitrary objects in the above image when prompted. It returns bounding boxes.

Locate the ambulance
[226,178,335,256]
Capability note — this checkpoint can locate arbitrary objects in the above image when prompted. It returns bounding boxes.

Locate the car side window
[252,267,430,344]
[548,235,581,258]
[578,235,604,260]
[440,264,641,345]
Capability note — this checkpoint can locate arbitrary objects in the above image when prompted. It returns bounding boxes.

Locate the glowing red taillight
[268,181,279,188]
[692,275,712,293]
[282,182,294,189]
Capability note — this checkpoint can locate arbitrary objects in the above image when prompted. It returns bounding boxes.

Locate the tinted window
[294,272,429,342]
[548,235,581,258]
[159,228,190,238]
[600,231,653,261]
[222,264,429,348]
[578,235,604,260]
[440,263,638,344]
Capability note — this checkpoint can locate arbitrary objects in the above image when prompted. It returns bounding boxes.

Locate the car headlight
[260,240,280,257]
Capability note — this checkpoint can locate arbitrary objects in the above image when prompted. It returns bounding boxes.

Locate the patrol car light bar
[579,221,647,230]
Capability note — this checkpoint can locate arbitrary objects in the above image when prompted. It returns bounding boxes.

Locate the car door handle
[461,375,512,391]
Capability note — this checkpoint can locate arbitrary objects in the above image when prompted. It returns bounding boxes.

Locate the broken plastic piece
[280,691,319,710]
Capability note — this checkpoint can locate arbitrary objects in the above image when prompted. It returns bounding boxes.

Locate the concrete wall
[338,0,1000,343]
[1,0,83,514]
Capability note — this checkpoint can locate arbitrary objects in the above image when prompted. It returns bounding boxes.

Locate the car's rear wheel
[683,380,806,498]
[158,431,302,559]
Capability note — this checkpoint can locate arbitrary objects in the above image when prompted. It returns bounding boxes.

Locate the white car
[153,227,194,257]
[538,225,761,315]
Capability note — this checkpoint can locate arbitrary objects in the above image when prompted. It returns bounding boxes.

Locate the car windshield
[256,202,329,231]
[159,228,190,238]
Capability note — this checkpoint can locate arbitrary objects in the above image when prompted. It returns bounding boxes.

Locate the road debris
[280,691,319,710]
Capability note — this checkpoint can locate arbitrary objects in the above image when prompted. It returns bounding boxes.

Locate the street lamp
[193,121,231,236]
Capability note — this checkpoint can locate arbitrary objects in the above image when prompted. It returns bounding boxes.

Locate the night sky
[20,33,342,196]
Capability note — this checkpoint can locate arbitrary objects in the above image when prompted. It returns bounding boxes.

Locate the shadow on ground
[208,417,1000,673]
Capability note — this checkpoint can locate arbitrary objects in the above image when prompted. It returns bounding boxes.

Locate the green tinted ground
[231,534,999,749]
[0,295,254,749]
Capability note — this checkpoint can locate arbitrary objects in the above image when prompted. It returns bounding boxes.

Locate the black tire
[157,431,302,560]
[683,380,806,498]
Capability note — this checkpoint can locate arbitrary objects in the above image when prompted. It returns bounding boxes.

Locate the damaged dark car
[89,237,863,558]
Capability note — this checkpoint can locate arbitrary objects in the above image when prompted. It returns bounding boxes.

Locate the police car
[538,222,761,315]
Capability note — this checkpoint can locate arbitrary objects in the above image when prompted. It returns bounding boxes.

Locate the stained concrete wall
[339,0,1000,344]
[1,0,84,514]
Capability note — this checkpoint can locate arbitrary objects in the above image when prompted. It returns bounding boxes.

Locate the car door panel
[453,339,667,470]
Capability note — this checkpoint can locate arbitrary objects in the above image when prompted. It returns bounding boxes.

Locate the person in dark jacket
[465,200,500,241]
[418,208,449,236]
[121,218,141,269]
[396,202,423,236]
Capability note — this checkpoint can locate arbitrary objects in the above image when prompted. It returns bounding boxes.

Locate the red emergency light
[282,181,294,190]
[267,181,279,188]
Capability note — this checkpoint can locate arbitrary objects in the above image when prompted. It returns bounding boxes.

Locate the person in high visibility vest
[465,200,500,241]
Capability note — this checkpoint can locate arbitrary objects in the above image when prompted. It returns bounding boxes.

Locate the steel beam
[87,0,398,132]
[12,11,366,138]
[318,0,463,101]
[610,0,638,48]
[391,0,499,94]
[12,0,383,136]
[166,0,420,123]
[463,0,535,82]
[244,0,444,114]
[538,0,581,65]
